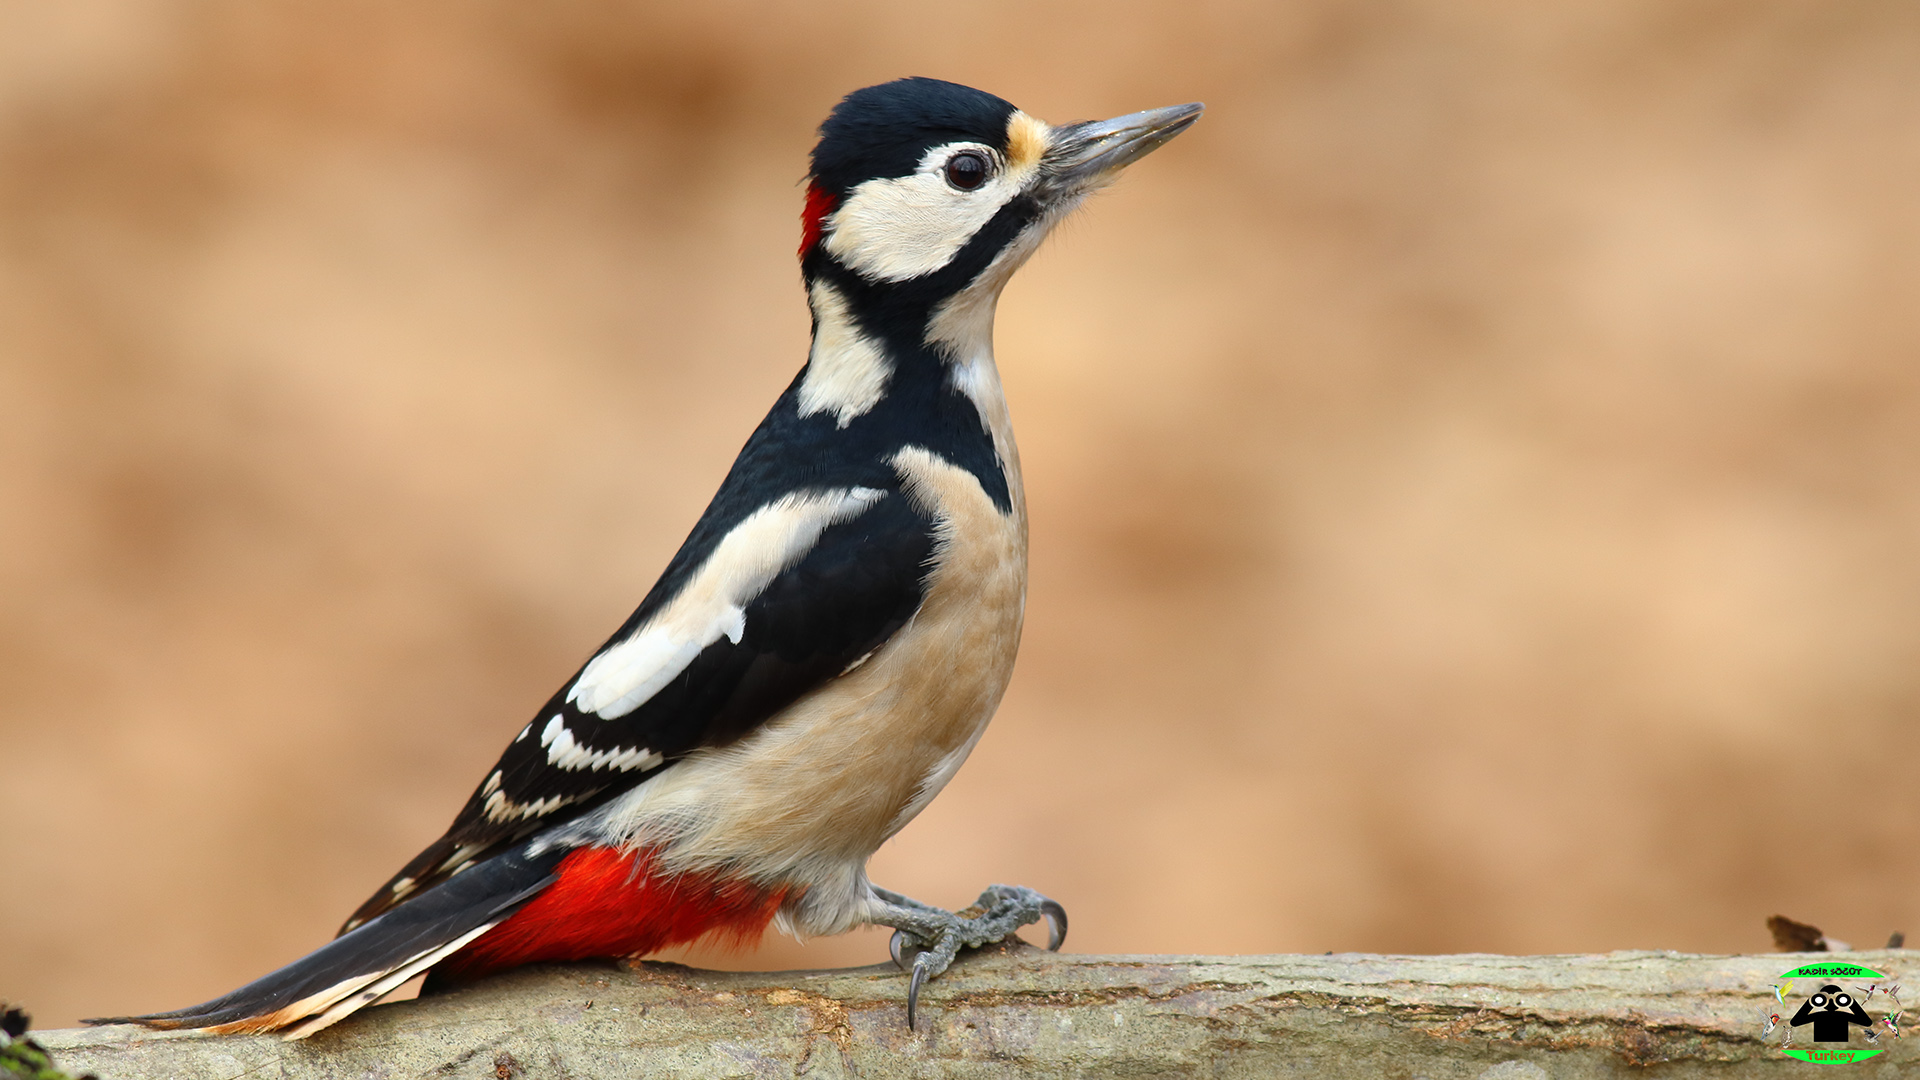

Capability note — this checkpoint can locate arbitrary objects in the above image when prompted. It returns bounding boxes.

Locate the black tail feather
[86,844,564,1031]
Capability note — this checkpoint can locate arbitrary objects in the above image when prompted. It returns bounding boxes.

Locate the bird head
[799,78,1201,357]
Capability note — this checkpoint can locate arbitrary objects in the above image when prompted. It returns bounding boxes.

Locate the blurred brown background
[5,0,1919,1029]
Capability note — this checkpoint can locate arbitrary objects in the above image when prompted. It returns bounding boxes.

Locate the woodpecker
[91,77,1201,1038]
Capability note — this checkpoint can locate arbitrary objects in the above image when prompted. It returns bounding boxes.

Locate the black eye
[945,151,989,190]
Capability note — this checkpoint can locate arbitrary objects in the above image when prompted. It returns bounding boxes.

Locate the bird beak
[1040,102,1204,195]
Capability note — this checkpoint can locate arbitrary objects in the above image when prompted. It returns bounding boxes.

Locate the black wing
[341,485,935,931]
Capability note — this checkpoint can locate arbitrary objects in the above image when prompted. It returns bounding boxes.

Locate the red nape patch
[798,181,838,259]
[433,846,789,982]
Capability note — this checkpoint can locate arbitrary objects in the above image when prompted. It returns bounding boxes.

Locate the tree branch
[36,945,1911,1078]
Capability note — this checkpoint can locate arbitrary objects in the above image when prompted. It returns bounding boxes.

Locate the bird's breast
[592,441,1026,936]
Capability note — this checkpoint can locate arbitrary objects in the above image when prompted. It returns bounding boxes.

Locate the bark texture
[36,945,1913,1078]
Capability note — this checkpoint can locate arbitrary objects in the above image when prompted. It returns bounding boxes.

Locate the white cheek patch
[824,141,1037,283]
[566,487,888,719]
[797,279,890,427]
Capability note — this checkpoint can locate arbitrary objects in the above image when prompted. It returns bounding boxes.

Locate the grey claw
[890,929,910,971]
[906,960,930,1031]
[1041,899,1068,951]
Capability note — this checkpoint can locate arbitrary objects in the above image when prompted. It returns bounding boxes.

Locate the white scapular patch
[797,279,891,427]
[824,135,1043,283]
[567,487,888,720]
[539,714,664,772]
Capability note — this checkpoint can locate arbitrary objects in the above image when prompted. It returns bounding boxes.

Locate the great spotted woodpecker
[92,77,1201,1038]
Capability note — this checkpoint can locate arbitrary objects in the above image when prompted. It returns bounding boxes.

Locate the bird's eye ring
[945,151,990,191]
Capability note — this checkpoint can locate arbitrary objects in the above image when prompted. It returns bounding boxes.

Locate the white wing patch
[798,279,891,427]
[539,714,664,772]
[567,487,888,720]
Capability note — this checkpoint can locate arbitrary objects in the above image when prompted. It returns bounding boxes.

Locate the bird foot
[868,884,1067,1031]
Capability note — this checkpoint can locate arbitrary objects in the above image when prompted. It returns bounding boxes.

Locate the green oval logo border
[1782,1046,1885,1064]
[1780,964,1888,981]
[1772,965,1895,1064]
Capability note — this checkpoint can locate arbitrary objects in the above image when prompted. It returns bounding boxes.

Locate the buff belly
[578,444,1027,939]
